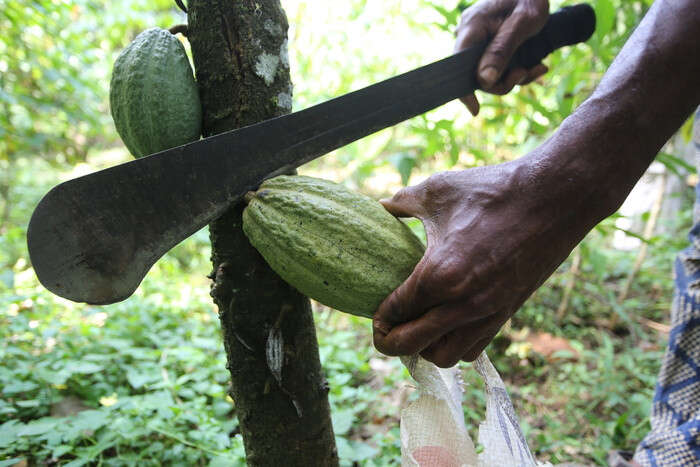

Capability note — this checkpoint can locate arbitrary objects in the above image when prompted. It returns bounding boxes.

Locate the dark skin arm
[373,0,700,367]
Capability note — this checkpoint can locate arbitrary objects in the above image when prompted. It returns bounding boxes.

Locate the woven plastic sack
[400,352,550,467]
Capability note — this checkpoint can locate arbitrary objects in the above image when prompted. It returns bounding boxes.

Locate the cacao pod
[242,175,425,318]
[110,28,201,158]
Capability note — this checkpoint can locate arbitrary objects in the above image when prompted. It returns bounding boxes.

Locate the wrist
[517,92,666,227]
[510,116,632,236]
[515,0,700,227]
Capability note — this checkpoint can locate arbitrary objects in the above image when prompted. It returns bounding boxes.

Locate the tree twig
[174,0,187,14]
[556,247,581,321]
[617,172,667,304]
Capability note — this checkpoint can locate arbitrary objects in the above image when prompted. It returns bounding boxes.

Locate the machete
[27,4,595,305]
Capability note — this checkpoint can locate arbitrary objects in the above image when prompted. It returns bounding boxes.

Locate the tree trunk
[187,2,338,465]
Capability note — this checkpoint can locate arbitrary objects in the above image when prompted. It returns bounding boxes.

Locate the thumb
[478,8,548,88]
[380,184,427,219]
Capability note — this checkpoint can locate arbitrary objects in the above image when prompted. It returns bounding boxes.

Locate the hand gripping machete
[27,4,595,305]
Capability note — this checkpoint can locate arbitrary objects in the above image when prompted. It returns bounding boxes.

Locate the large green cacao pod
[109,28,201,158]
[242,175,425,318]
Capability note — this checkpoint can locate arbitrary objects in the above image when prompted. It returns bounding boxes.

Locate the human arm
[373,0,700,367]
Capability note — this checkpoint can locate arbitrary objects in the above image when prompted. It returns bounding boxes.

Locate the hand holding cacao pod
[372,161,592,367]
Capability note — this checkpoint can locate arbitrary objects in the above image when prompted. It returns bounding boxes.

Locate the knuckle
[460,6,480,23]
[486,40,511,62]
[392,338,420,357]
[423,172,453,198]
[392,186,411,200]
[380,289,405,324]
[414,258,446,294]
[394,183,425,209]
[388,187,411,207]
[430,258,468,297]
[514,1,549,31]
[373,335,400,357]
[372,318,392,337]
[517,7,540,24]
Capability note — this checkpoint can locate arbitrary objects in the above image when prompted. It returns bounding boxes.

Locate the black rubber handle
[511,3,596,70]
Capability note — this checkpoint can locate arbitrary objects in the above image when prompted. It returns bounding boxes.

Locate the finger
[454,10,490,53]
[478,8,548,88]
[519,63,548,85]
[483,67,528,95]
[373,304,459,357]
[484,62,548,95]
[459,93,480,116]
[373,256,437,328]
[453,9,490,115]
[419,313,494,367]
[380,184,426,218]
[462,334,496,362]
[420,330,466,368]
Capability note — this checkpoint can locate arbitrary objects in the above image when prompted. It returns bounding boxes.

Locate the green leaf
[62,459,88,467]
[389,153,417,186]
[51,444,73,458]
[331,409,355,436]
[66,361,104,374]
[681,114,695,142]
[0,420,21,448]
[2,380,38,395]
[37,368,70,386]
[15,399,41,408]
[209,456,239,467]
[18,417,60,436]
[126,368,160,389]
[335,436,353,462]
[0,459,25,467]
[595,0,616,41]
[349,440,379,461]
[71,410,110,432]
[0,269,14,289]
[657,152,696,175]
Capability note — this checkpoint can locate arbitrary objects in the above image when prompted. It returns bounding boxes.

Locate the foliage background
[1,0,694,465]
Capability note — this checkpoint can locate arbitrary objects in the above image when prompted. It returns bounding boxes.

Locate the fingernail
[480,67,499,87]
[373,320,392,335]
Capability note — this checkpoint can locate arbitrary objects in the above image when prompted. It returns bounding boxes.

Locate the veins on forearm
[528,0,699,220]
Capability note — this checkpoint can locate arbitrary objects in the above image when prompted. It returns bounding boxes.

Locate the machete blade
[27,45,485,304]
[27,3,596,304]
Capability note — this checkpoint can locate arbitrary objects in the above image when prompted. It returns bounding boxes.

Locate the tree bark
[187,2,338,465]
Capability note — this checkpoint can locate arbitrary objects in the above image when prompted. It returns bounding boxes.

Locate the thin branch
[174,0,187,14]
[556,247,582,321]
[617,173,667,305]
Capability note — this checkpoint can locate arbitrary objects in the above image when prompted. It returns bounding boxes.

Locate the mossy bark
[187,2,338,465]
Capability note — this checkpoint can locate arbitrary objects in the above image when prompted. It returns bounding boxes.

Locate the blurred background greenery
[1,0,695,465]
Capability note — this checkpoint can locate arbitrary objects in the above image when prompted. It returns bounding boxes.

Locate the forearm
[522,0,700,225]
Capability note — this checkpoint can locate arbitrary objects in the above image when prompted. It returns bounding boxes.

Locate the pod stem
[169,24,188,37]
[244,191,256,204]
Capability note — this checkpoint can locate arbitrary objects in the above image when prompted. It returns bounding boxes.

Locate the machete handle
[510,3,596,71]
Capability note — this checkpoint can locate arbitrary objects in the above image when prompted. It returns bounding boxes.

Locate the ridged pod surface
[110,28,201,158]
[242,175,425,318]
